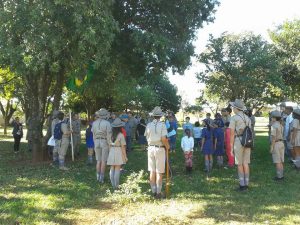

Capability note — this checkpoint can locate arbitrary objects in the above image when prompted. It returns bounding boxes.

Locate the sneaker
[59,166,69,171]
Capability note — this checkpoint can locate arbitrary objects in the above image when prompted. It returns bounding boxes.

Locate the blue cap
[120,114,129,119]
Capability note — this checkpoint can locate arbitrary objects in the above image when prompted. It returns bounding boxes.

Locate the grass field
[1,123,300,225]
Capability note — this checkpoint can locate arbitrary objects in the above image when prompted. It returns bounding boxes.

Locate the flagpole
[69,109,74,162]
[166,148,170,198]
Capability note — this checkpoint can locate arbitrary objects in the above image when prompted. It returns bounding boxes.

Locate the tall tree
[198,32,285,109]
[0,68,21,134]
[0,0,117,161]
[269,19,300,101]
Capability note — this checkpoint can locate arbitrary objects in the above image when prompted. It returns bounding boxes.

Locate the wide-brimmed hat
[111,118,125,127]
[229,99,246,111]
[271,110,282,118]
[95,108,109,119]
[151,106,165,117]
[293,109,300,116]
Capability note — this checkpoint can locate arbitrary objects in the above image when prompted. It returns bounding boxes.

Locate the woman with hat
[270,111,285,180]
[107,118,128,189]
[291,109,300,165]
[229,99,252,191]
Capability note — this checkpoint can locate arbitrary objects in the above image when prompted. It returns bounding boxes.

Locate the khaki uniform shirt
[144,120,167,146]
[271,121,283,142]
[92,119,112,142]
[229,111,251,137]
[292,119,300,146]
[72,119,81,136]
[61,123,71,139]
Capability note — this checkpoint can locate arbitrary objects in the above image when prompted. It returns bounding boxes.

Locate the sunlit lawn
[0,123,300,225]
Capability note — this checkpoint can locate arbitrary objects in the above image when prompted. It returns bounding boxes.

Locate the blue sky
[168,0,300,105]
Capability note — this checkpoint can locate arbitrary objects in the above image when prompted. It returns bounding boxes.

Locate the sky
[168,0,300,105]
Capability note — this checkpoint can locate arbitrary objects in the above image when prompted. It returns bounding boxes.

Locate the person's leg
[237,165,245,187]
[58,140,69,170]
[127,136,132,152]
[209,154,213,171]
[243,163,250,187]
[148,147,157,195]
[205,155,209,172]
[114,165,121,188]
[190,152,193,169]
[87,148,94,164]
[110,166,115,188]
[156,173,164,194]
[150,171,157,195]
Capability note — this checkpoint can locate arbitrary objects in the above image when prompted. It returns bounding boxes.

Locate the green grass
[0,125,300,225]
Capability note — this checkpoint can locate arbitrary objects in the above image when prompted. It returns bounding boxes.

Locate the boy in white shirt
[181,129,194,173]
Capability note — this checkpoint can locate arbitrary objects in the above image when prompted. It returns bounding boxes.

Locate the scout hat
[151,106,165,117]
[293,109,300,116]
[229,99,246,111]
[111,118,125,127]
[271,110,282,118]
[96,108,109,119]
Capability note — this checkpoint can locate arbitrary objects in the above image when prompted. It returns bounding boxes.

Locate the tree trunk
[24,71,53,162]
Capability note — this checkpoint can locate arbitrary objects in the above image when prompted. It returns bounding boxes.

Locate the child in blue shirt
[183,117,193,136]
[193,121,202,151]
[213,119,225,167]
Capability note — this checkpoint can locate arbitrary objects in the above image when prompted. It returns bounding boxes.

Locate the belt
[275,139,283,142]
[148,145,165,149]
[235,135,242,137]
[96,137,106,140]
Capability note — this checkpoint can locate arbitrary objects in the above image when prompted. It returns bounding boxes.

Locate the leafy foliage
[198,32,285,108]
[269,19,300,100]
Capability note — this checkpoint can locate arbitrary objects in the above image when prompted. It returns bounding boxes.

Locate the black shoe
[236,186,247,191]
[273,176,284,181]
[152,192,157,198]
[155,193,165,200]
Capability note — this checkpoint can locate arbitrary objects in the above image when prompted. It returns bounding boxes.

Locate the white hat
[229,99,246,111]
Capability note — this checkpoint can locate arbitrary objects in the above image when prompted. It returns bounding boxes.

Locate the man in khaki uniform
[270,111,285,181]
[58,112,72,171]
[92,108,112,183]
[51,110,60,165]
[72,113,81,157]
[229,99,251,191]
[144,106,169,199]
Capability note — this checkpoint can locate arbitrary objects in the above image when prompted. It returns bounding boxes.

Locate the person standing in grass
[92,108,112,183]
[183,116,193,136]
[270,111,285,181]
[291,109,300,169]
[11,117,23,153]
[201,119,214,173]
[72,113,81,158]
[213,118,225,167]
[145,106,169,199]
[136,118,147,151]
[107,118,128,189]
[229,99,251,191]
[86,121,94,165]
[120,114,132,153]
[166,115,177,153]
[181,129,194,173]
[193,121,202,151]
[224,122,234,167]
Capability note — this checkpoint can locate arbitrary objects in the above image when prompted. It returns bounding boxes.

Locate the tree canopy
[197,32,285,109]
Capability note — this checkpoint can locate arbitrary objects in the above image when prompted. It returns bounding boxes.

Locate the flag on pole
[66,61,95,93]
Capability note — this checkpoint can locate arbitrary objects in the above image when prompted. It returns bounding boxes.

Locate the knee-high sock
[114,170,120,188]
[156,183,162,194]
[110,168,115,188]
[205,160,210,172]
[238,172,245,186]
[209,159,213,170]
[244,173,249,185]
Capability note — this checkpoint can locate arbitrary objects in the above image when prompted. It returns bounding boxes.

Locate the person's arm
[191,137,194,151]
[121,135,128,162]
[270,126,276,153]
[181,138,184,150]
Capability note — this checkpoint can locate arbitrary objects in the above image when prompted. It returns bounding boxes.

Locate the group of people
[12,98,300,197]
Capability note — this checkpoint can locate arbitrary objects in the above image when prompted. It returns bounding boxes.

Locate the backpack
[54,121,63,140]
[237,115,253,148]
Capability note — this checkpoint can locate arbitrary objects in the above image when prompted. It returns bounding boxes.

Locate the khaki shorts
[272,142,284,163]
[233,139,251,165]
[58,138,70,159]
[148,146,165,173]
[94,139,109,162]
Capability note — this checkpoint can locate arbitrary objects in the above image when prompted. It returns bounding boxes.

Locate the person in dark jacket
[11,117,23,153]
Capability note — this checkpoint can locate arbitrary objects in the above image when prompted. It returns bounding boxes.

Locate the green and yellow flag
[66,61,95,93]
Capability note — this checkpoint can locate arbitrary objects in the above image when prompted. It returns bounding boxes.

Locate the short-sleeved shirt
[92,119,112,141]
[111,133,126,147]
[229,111,251,137]
[183,122,193,135]
[193,127,202,139]
[61,123,70,138]
[292,119,300,146]
[144,120,168,145]
[271,121,283,142]
[72,119,81,135]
